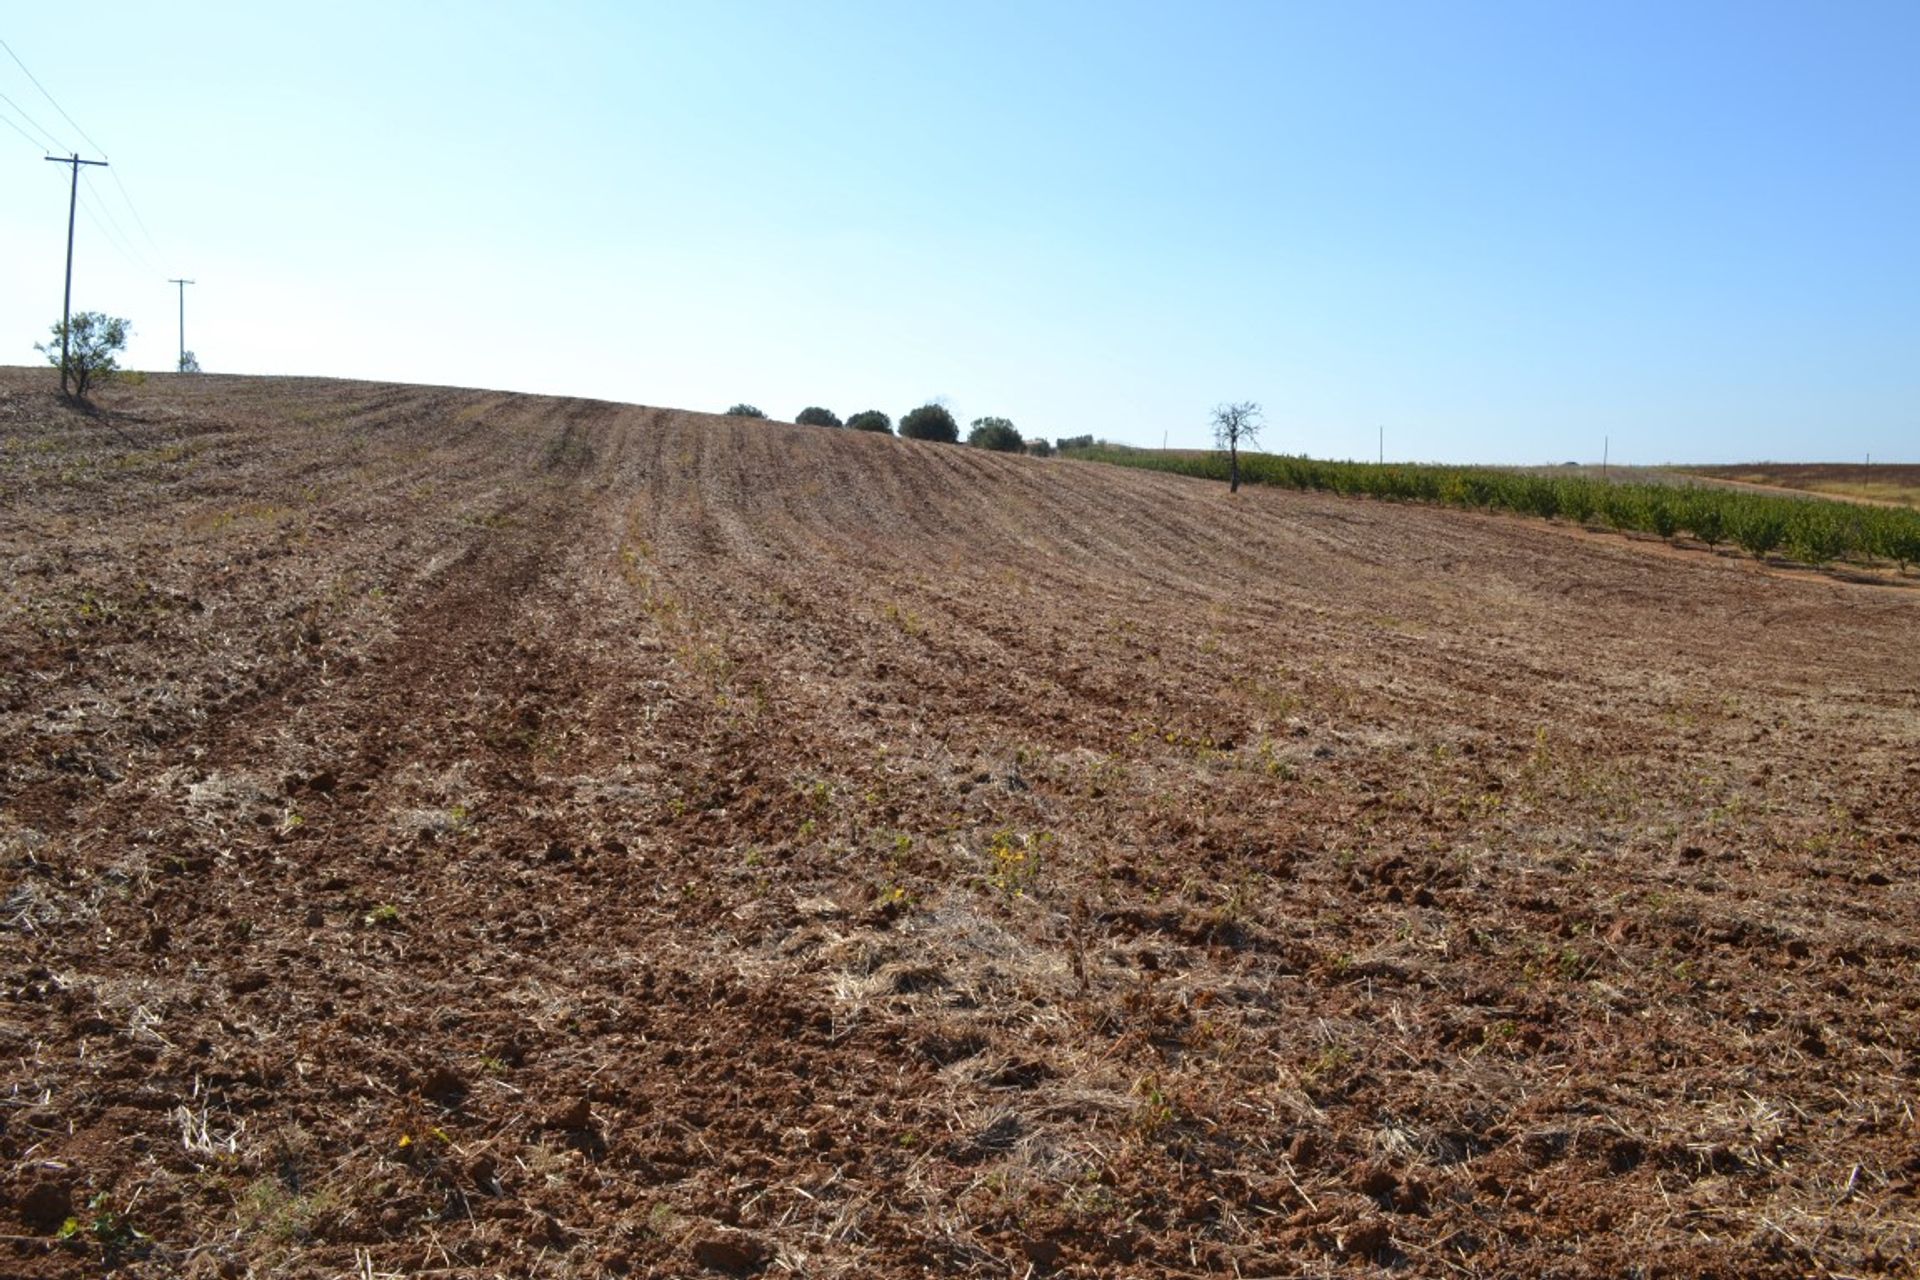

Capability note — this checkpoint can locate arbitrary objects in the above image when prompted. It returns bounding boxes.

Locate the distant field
[1064,445,1920,569]
[1674,462,1920,508]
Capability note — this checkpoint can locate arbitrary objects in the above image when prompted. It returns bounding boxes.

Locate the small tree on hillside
[1211,401,1263,493]
[178,350,202,374]
[900,403,958,443]
[796,406,842,428]
[1025,438,1054,457]
[726,403,768,418]
[846,409,893,434]
[37,312,129,402]
[968,416,1024,452]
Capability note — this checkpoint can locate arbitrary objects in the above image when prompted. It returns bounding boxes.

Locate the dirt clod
[16,1175,73,1234]
[690,1229,771,1274]
[544,1097,593,1131]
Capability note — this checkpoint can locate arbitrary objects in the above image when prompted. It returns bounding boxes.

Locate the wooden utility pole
[45,152,108,396]
[168,278,195,370]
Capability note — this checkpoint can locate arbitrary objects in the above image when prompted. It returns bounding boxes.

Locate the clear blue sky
[2,2,1914,463]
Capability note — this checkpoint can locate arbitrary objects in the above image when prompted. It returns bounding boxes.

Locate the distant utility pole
[1603,435,1609,478]
[45,152,109,396]
[168,278,195,369]
[1378,425,1384,466]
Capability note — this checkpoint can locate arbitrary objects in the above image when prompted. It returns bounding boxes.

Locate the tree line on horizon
[724,402,1058,455]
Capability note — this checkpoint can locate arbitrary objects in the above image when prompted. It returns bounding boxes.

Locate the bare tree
[1211,401,1263,493]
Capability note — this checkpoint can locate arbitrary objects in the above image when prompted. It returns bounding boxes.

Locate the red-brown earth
[2,370,1917,1278]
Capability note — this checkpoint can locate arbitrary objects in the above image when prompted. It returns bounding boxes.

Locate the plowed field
[3,370,1917,1278]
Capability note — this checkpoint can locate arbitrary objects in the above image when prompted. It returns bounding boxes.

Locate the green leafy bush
[899,403,959,443]
[1685,493,1726,546]
[1732,503,1786,557]
[846,409,893,434]
[1561,482,1597,524]
[726,404,768,419]
[1646,494,1680,539]
[795,406,842,427]
[37,311,129,401]
[1785,507,1851,564]
[968,417,1024,452]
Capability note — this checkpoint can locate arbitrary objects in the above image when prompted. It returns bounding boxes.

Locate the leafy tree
[968,416,1024,452]
[1211,401,1262,493]
[1684,492,1726,547]
[900,403,959,443]
[1025,438,1054,457]
[846,409,893,434]
[1646,493,1680,539]
[1731,503,1785,558]
[795,406,841,428]
[178,350,202,374]
[36,312,129,402]
[1884,519,1920,571]
[726,403,768,418]
[1056,434,1095,452]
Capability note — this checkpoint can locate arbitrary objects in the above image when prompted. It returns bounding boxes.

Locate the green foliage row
[778,404,1046,449]
[1061,445,1920,569]
[968,416,1024,452]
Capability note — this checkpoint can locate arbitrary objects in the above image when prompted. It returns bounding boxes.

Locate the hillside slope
[3,370,1917,1278]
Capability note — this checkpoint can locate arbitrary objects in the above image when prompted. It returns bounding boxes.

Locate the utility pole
[1603,435,1609,478]
[45,152,109,397]
[1378,425,1384,466]
[168,278,195,370]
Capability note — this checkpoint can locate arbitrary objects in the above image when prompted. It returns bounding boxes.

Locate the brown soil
[3,369,1918,1278]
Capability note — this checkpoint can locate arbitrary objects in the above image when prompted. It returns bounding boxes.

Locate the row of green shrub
[733,402,1061,453]
[730,402,954,439]
[1061,445,1920,569]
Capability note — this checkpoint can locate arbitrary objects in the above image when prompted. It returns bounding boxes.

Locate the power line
[2,38,106,157]
[2,39,165,260]
[0,86,63,151]
[0,100,48,152]
[107,165,162,256]
[76,187,141,270]
[80,169,153,272]
[77,182,150,275]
